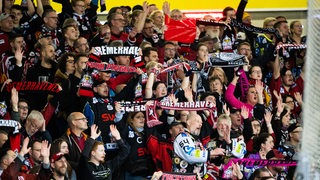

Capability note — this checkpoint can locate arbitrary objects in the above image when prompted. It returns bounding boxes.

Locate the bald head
[186,113,202,136]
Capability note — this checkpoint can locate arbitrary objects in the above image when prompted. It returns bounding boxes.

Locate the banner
[160,172,197,180]
[164,15,196,43]
[93,46,140,56]
[87,62,138,73]
[6,82,61,93]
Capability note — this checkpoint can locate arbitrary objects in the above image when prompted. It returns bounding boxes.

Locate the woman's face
[249,66,262,80]
[291,21,303,36]
[153,83,167,98]
[282,111,291,128]
[132,112,145,129]
[153,12,164,27]
[210,69,225,84]
[262,136,274,153]
[251,120,261,135]
[65,56,75,74]
[246,87,258,105]
[209,79,223,94]
[197,45,208,62]
[60,141,69,155]
[284,97,295,110]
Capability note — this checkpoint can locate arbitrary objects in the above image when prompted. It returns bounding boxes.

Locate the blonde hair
[217,114,232,126]
[263,17,276,28]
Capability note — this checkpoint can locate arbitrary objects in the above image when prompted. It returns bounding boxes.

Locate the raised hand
[110,124,121,140]
[19,137,31,157]
[232,162,243,179]
[41,140,50,157]
[223,104,230,116]
[264,111,273,125]
[90,124,101,140]
[241,106,249,119]
[11,87,19,112]
[14,46,24,66]
[162,1,170,16]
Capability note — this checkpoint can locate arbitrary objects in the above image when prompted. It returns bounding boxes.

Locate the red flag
[164,15,196,43]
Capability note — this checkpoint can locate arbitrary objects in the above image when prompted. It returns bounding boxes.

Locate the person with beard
[22,140,43,173]
[74,37,90,54]
[25,44,57,111]
[0,33,25,83]
[172,112,225,178]
[77,124,129,180]
[206,114,233,167]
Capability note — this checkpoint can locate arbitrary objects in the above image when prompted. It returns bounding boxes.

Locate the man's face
[75,56,88,74]
[11,9,23,25]
[44,12,58,29]
[92,144,106,162]
[169,124,184,139]
[145,50,159,63]
[142,22,154,38]
[164,44,176,59]
[278,22,289,37]
[115,55,130,66]
[111,13,125,30]
[153,83,167,98]
[75,38,90,54]
[43,45,56,62]
[217,120,230,138]
[230,111,242,128]
[187,115,202,136]
[282,70,294,86]
[30,141,43,163]
[238,44,252,60]
[18,101,29,121]
[52,157,68,177]
[64,26,79,41]
[12,37,24,51]
[72,113,88,131]
[72,0,85,15]
[0,16,14,32]
[25,118,43,136]
[93,82,109,97]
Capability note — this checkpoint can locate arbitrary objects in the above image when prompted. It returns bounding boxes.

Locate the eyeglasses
[113,19,126,22]
[74,117,88,121]
[165,48,175,51]
[285,101,294,104]
[47,16,58,19]
[251,70,262,74]
[18,106,29,110]
[292,130,302,133]
[240,48,251,51]
[67,60,74,63]
[143,26,153,30]
[75,4,85,8]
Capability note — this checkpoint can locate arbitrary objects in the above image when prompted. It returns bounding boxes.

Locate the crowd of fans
[0,0,306,179]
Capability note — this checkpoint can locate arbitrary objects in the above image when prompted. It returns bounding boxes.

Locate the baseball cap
[50,152,67,163]
[287,123,301,133]
[169,120,185,129]
[230,107,241,114]
[0,13,14,21]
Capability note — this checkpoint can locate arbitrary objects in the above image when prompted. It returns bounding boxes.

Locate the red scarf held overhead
[164,15,196,43]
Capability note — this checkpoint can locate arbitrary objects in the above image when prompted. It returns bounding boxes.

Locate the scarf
[6,82,61,93]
